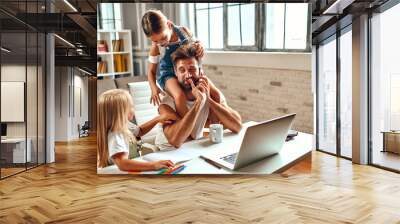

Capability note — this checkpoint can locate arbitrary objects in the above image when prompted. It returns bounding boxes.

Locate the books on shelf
[112,39,124,52]
[97,40,108,52]
[97,31,132,77]
[97,61,107,74]
[114,54,127,73]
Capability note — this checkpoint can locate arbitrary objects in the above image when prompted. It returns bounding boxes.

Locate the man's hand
[150,84,165,106]
[189,79,206,105]
[197,77,210,99]
[198,72,221,104]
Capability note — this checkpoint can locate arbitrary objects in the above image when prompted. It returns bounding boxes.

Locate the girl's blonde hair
[97,89,134,168]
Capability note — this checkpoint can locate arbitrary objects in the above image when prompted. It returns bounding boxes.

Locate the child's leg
[164,77,188,118]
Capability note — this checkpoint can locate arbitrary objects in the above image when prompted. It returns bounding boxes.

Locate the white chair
[128,81,162,154]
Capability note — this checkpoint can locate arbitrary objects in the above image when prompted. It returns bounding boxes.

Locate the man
[155,43,242,148]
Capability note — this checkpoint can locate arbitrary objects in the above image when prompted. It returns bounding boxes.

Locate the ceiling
[0,0,97,75]
[311,0,392,44]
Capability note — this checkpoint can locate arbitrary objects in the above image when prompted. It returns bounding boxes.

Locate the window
[98,3,122,30]
[227,3,256,48]
[316,26,353,159]
[0,2,46,179]
[265,3,309,50]
[282,4,309,49]
[195,3,224,49]
[265,4,284,49]
[391,75,400,130]
[192,3,310,52]
[317,36,337,155]
[370,3,400,171]
[339,28,352,158]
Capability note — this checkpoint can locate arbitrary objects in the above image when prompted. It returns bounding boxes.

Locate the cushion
[128,81,161,144]
[97,78,117,96]
[115,76,148,91]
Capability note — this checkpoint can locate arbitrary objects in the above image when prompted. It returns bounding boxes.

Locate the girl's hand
[158,112,179,125]
[150,85,164,106]
[193,41,204,58]
[152,160,174,170]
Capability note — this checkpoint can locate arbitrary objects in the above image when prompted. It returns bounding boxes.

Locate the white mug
[209,124,223,143]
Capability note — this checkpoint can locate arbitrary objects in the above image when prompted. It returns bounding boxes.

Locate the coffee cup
[209,124,223,143]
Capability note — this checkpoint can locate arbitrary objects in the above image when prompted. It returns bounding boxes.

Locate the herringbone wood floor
[1,135,400,224]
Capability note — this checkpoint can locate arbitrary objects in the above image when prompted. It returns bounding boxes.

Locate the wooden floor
[373,150,400,171]
[1,135,400,223]
[1,167,26,178]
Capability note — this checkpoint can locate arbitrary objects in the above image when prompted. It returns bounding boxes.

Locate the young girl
[141,9,204,118]
[97,89,175,171]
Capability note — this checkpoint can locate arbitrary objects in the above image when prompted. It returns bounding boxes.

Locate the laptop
[201,113,296,171]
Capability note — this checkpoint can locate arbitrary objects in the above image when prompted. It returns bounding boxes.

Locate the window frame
[97,3,123,30]
[263,3,312,53]
[225,3,260,51]
[193,3,312,52]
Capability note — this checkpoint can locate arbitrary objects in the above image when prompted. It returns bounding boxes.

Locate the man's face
[150,21,173,47]
[174,58,200,91]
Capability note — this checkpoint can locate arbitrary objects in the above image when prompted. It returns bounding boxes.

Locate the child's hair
[141,9,168,37]
[97,89,134,168]
[171,43,201,68]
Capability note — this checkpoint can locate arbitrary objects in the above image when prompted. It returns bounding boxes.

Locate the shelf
[97,73,114,77]
[98,51,130,55]
[113,51,130,54]
[97,72,132,77]
[98,30,131,33]
[98,52,112,55]
[114,72,131,75]
[97,30,133,79]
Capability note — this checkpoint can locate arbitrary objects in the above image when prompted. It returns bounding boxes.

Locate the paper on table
[142,149,198,164]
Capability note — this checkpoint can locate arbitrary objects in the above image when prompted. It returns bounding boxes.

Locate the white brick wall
[203,65,314,134]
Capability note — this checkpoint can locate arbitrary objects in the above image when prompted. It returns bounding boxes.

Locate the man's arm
[159,99,204,148]
[208,80,221,103]
[208,96,242,133]
[198,77,242,133]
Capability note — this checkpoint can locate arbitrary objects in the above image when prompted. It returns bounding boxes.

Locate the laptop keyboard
[221,153,238,164]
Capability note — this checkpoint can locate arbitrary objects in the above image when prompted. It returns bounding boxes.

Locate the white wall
[1,65,41,137]
[54,67,89,141]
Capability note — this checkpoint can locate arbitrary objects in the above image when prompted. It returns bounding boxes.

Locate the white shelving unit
[97,30,133,79]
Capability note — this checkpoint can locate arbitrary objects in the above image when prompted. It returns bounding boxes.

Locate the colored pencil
[157,168,169,174]
[164,164,184,174]
[170,165,186,174]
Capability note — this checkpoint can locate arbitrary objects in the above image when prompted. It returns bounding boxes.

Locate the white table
[179,132,312,174]
[98,121,313,175]
[1,138,31,163]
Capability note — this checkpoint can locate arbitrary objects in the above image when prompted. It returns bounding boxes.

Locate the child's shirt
[107,132,130,164]
[107,123,141,164]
